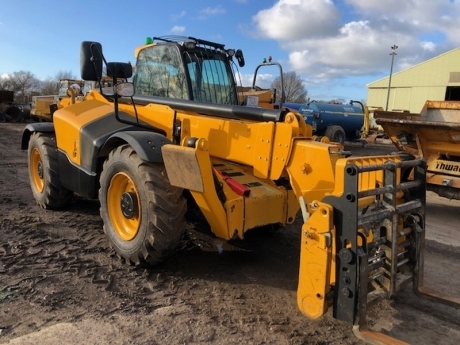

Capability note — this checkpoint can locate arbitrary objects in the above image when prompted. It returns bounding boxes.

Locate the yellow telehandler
[21,37,459,344]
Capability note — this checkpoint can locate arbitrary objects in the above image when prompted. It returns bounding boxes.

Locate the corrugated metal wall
[367,48,460,113]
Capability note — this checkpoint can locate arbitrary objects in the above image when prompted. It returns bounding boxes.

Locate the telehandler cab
[21,36,459,344]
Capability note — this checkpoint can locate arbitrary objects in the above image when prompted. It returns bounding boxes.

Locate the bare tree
[7,71,40,103]
[40,70,77,95]
[55,70,76,81]
[40,78,59,95]
[271,71,308,104]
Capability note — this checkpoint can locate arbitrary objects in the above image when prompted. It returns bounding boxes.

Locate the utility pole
[385,45,398,111]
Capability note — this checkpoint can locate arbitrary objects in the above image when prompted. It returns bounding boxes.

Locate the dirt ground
[1,122,460,345]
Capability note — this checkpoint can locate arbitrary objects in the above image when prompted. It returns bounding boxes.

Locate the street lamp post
[385,45,398,111]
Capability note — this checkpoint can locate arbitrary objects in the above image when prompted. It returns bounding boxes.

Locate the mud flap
[162,143,205,192]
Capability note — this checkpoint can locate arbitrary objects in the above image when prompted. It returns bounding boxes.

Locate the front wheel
[28,132,73,209]
[99,144,187,266]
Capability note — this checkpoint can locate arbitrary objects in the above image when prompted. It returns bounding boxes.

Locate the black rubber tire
[391,151,416,181]
[99,144,187,266]
[324,125,346,144]
[27,132,73,209]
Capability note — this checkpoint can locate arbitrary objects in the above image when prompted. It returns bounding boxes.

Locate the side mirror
[235,49,245,68]
[80,41,103,81]
[107,62,133,79]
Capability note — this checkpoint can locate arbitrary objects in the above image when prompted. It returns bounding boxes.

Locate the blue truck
[283,101,364,144]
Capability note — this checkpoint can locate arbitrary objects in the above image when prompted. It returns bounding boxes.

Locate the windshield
[134,44,188,99]
[134,44,238,105]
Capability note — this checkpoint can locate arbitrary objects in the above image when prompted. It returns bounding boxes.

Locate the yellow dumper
[375,100,460,200]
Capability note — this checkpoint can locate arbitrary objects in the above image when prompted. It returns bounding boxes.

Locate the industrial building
[366,47,460,113]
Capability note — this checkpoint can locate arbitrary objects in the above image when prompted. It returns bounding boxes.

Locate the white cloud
[251,0,460,87]
[171,11,186,21]
[237,73,255,87]
[235,73,275,89]
[252,0,340,40]
[199,6,226,19]
[421,41,436,51]
[170,25,186,34]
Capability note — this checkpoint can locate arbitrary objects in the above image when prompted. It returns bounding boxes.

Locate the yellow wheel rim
[30,147,44,193]
[107,172,140,241]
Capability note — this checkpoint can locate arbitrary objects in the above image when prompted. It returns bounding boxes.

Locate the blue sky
[1,0,460,102]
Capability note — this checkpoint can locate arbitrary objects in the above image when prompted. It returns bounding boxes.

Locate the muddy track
[1,123,460,345]
[0,201,358,344]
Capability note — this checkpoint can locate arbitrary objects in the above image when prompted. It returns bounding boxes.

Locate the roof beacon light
[263,58,267,63]
[145,37,153,45]
[268,55,272,62]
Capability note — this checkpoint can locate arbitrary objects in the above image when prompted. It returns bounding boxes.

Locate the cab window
[134,45,188,99]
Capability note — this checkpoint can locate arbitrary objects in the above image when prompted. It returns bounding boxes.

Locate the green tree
[270,71,308,103]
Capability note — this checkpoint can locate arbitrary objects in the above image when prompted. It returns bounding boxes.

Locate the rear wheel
[324,125,346,144]
[99,144,186,266]
[28,132,73,209]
